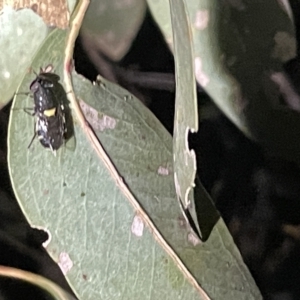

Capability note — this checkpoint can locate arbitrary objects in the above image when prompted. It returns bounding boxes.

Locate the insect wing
[31,80,60,112]
[37,106,65,151]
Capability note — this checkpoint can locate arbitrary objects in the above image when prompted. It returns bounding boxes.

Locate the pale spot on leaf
[270,72,300,111]
[58,252,73,275]
[194,57,209,87]
[157,166,169,176]
[194,10,209,30]
[188,232,201,246]
[131,215,144,237]
[80,100,117,131]
[3,71,10,78]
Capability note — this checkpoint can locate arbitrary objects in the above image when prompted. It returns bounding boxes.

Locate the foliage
[1,0,297,299]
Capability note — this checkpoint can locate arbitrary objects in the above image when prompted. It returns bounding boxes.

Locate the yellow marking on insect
[44,107,56,117]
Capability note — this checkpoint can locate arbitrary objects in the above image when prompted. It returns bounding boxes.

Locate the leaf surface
[80,0,147,61]
[169,0,219,240]
[0,7,48,107]
[8,28,262,299]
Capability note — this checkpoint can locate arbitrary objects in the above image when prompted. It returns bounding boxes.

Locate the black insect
[26,65,67,154]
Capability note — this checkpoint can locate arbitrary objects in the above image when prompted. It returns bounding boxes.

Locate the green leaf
[8,28,262,299]
[0,0,78,108]
[147,0,300,166]
[169,0,219,240]
[80,0,147,61]
[0,7,49,107]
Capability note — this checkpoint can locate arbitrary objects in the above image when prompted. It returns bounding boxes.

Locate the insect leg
[15,91,31,97]
[23,107,36,116]
[27,133,37,149]
[27,120,37,149]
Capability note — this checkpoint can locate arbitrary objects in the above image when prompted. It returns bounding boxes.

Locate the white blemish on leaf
[100,115,116,130]
[80,100,116,131]
[178,215,187,228]
[58,252,73,275]
[270,72,300,111]
[3,71,10,78]
[187,232,201,246]
[194,57,209,87]
[157,166,169,176]
[131,215,144,237]
[272,31,296,62]
[17,27,22,36]
[194,10,209,30]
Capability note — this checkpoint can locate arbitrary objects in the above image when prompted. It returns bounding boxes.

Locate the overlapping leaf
[0,7,48,107]
[80,0,147,61]
[169,0,219,241]
[148,0,300,166]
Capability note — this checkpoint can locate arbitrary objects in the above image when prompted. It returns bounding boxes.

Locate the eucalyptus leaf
[169,0,218,240]
[147,0,300,166]
[8,28,261,299]
[80,0,147,61]
[0,7,49,107]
